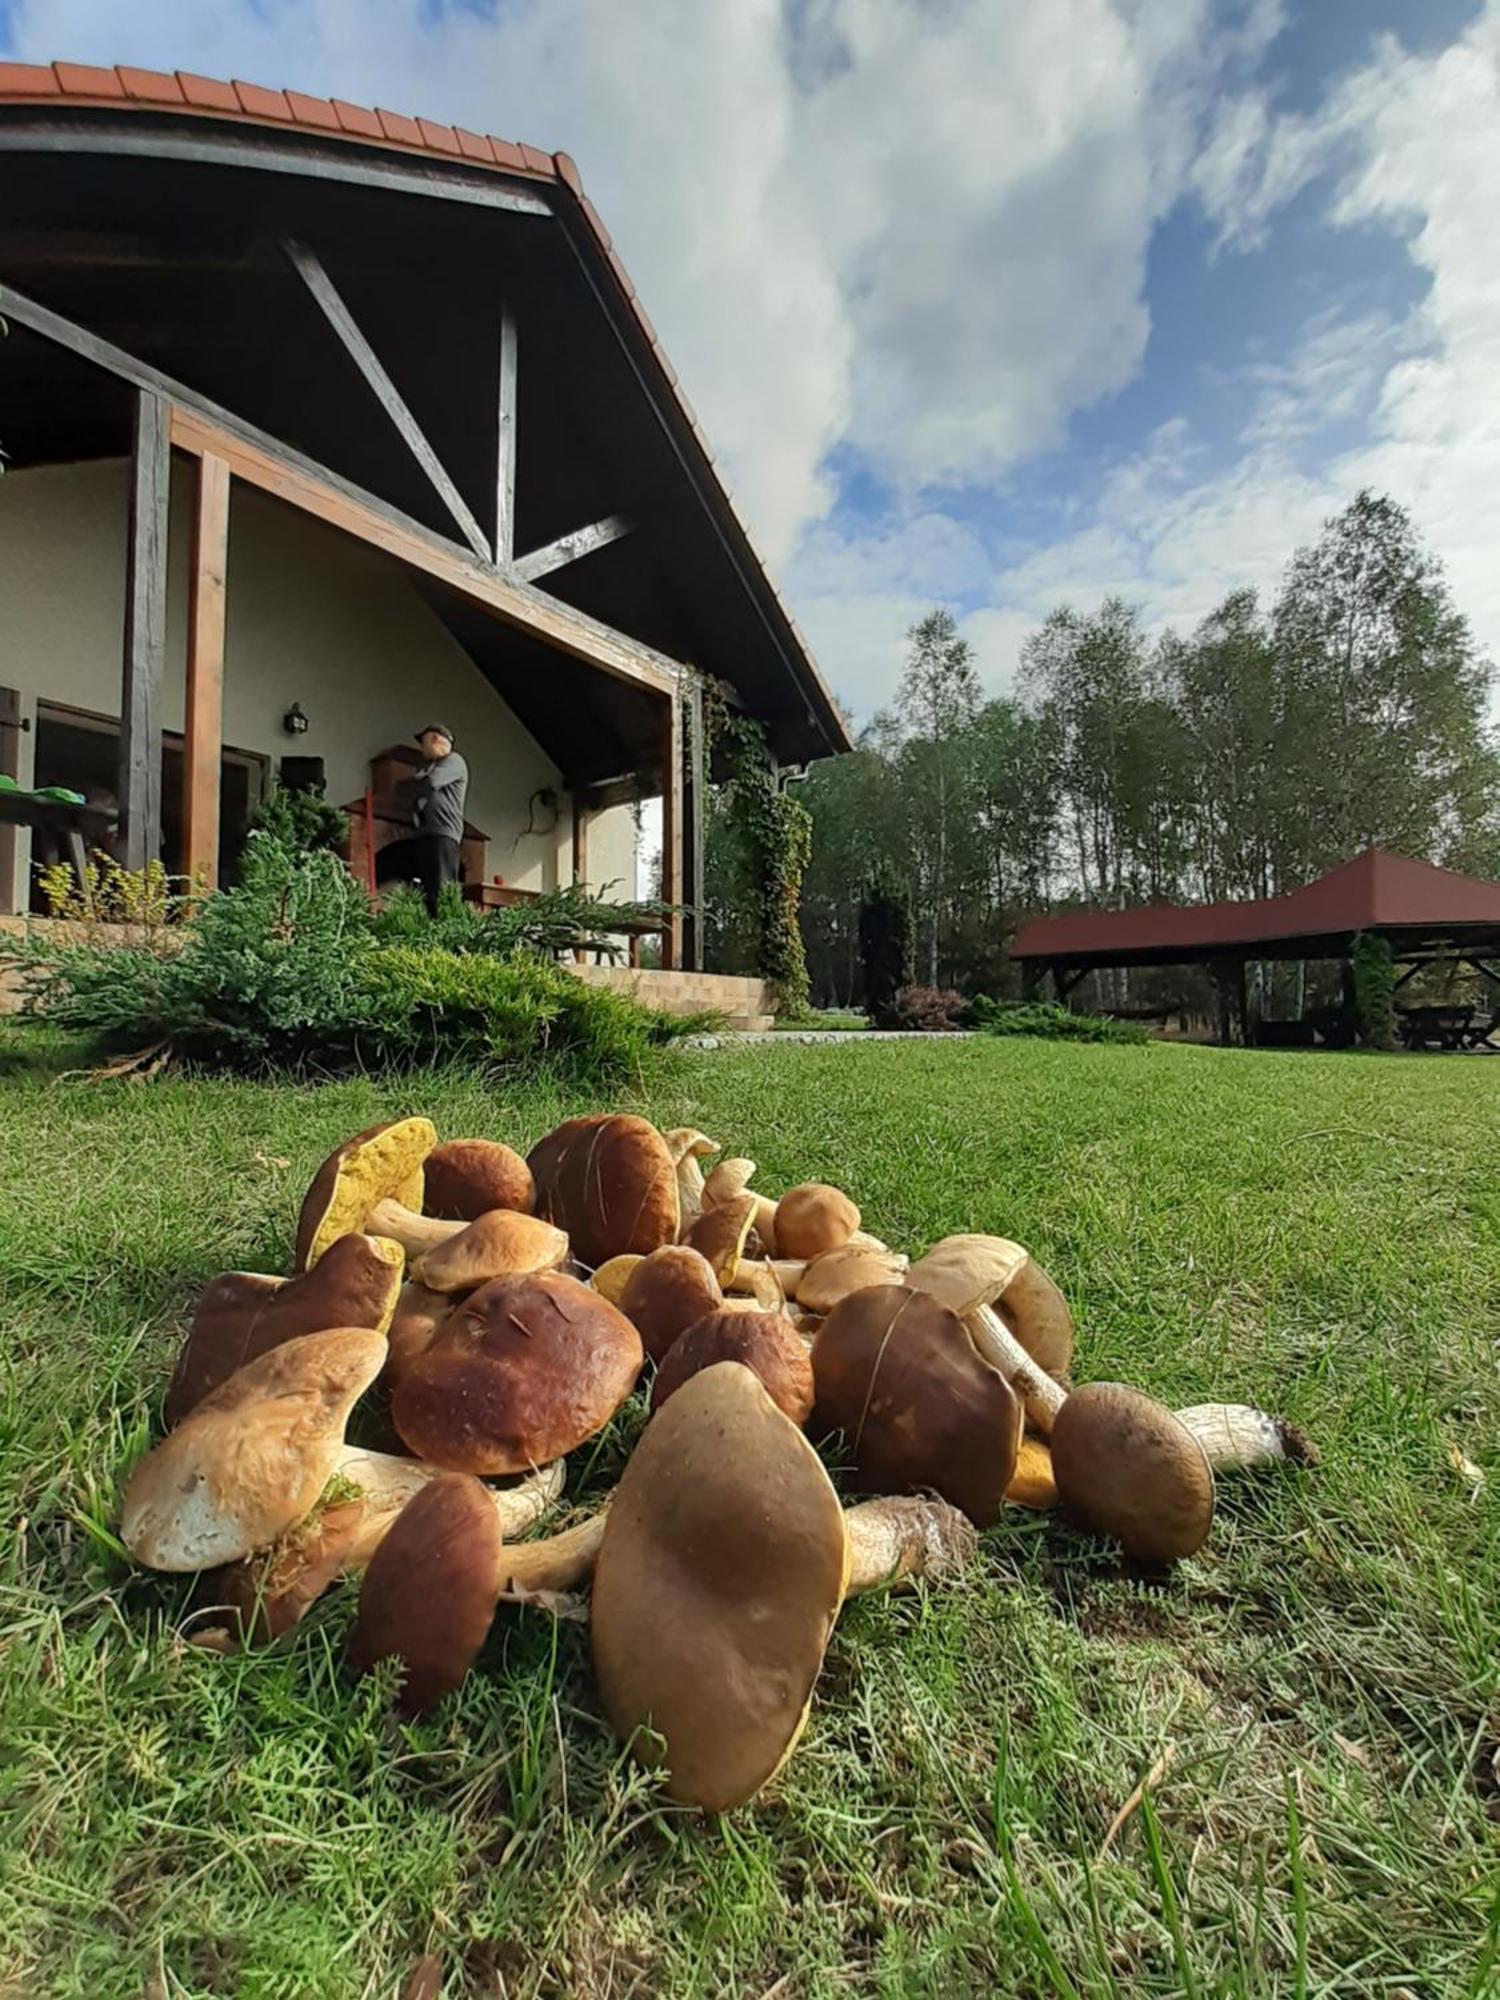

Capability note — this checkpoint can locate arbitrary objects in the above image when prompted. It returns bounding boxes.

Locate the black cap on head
[415,724,456,747]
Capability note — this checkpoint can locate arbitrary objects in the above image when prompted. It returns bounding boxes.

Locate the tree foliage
[795,492,1498,1008]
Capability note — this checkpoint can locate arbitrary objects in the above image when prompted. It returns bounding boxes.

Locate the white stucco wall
[0,458,637,908]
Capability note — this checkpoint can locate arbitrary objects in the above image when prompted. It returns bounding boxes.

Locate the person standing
[374,724,469,914]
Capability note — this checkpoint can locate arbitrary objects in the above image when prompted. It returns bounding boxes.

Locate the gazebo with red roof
[1012,848,1500,1044]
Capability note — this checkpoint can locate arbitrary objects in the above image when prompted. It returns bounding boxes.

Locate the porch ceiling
[0,88,848,765]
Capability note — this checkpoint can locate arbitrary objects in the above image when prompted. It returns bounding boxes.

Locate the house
[0,59,848,997]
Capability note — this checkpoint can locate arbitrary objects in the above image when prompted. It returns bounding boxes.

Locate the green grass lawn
[1,1032,1496,1998]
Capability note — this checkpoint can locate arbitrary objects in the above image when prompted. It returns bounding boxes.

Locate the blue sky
[5,0,1499,719]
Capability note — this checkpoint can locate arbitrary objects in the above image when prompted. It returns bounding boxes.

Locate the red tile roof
[0,58,850,753]
[1012,849,1500,962]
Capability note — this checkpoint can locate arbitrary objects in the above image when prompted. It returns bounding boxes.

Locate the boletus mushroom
[294,1118,456,1268]
[904,1235,1068,1434]
[663,1129,719,1228]
[164,1232,404,1425]
[591,1361,976,1812]
[682,1193,759,1287]
[392,1270,643,1473]
[527,1114,679,1266]
[811,1285,1022,1526]
[421,1139,535,1220]
[794,1243,909,1317]
[774,1183,860,1262]
[619,1245,723,1362]
[700,1157,778,1254]
[348,1473,509,1713]
[410,1209,568,1295]
[1049,1382,1215,1563]
[206,1451,563,1642]
[121,1327,386,1571]
[383,1281,454,1393]
[651,1309,814,1425]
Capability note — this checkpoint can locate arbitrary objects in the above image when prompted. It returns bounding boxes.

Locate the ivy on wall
[696,678,812,1016]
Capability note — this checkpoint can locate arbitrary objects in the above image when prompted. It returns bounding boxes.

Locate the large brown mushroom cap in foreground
[591,1362,849,1813]
[651,1310,815,1425]
[526,1115,679,1267]
[811,1285,1021,1527]
[774,1183,860,1261]
[164,1234,404,1425]
[293,1119,437,1270]
[392,1270,643,1473]
[620,1245,723,1362]
[411,1209,568,1295]
[421,1139,535,1220]
[121,1327,387,1571]
[1050,1382,1215,1563]
[347,1473,508,1713]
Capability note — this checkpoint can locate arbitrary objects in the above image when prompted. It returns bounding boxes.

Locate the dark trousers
[376,833,461,915]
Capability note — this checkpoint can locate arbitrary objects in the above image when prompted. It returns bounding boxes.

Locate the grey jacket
[408,751,469,842]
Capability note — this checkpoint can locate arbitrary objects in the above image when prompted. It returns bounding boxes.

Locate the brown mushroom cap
[795,1244,909,1316]
[412,1209,568,1294]
[591,1361,848,1813]
[165,1234,404,1426]
[422,1139,535,1220]
[526,1114,679,1267]
[384,1281,455,1393]
[996,1258,1075,1380]
[811,1286,1021,1527]
[347,1473,508,1713]
[121,1327,387,1571]
[651,1310,815,1425]
[620,1244,724,1362]
[294,1118,436,1271]
[1050,1382,1215,1563]
[682,1193,758,1285]
[775,1183,861,1261]
[392,1270,643,1474]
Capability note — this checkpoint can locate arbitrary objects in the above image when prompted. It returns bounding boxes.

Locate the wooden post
[496,303,517,566]
[661,690,684,971]
[571,792,590,964]
[119,390,169,871]
[0,687,26,914]
[183,451,230,890]
[1236,958,1251,1047]
[685,676,706,971]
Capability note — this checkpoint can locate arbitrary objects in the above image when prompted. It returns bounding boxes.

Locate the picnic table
[0,782,117,913]
[1395,1004,1498,1051]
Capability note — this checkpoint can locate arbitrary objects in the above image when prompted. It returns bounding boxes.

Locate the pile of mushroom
[119,1109,1316,1811]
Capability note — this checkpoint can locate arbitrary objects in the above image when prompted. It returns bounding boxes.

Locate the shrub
[373,879,669,964]
[968,996,1149,1044]
[1350,932,1396,1051]
[246,785,349,858]
[890,984,968,1031]
[0,829,688,1081]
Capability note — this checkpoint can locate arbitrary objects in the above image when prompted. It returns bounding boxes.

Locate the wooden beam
[184,453,231,890]
[169,407,679,699]
[0,121,552,217]
[571,792,590,889]
[283,238,491,561]
[496,303,518,565]
[686,676,706,970]
[661,692,684,970]
[515,512,633,584]
[119,390,169,871]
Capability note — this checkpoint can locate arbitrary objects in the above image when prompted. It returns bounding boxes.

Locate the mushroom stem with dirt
[1174,1403,1320,1468]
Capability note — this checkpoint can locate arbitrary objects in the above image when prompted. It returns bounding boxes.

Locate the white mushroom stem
[336,1448,564,1555]
[843,1495,977,1594]
[496,1509,611,1599]
[365,1199,466,1256]
[965,1304,1069,1435]
[1174,1404,1319,1469]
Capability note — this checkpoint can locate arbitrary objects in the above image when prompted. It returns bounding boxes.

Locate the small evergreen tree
[858,865,913,1023]
[1350,932,1396,1052]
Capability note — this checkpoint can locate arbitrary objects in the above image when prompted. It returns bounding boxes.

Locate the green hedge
[968,997,1149,1044]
